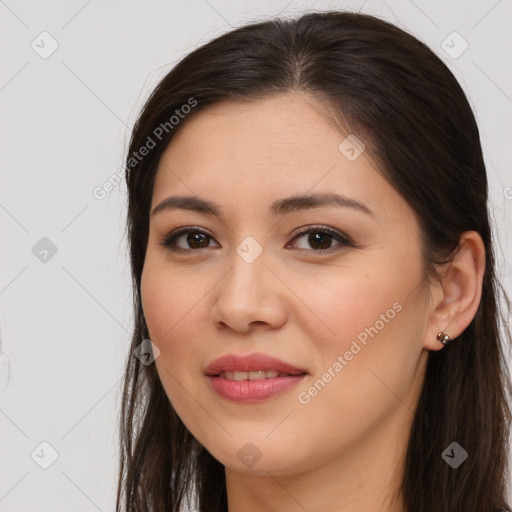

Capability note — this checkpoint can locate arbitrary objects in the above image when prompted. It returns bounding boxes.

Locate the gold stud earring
[437,331,451,345]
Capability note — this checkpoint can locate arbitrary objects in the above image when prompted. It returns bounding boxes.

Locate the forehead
[150,93,416,234]
[155,93,374,191]
[167,93,342,163]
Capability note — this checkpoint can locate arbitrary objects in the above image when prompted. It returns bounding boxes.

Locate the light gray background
[1,0,511,510]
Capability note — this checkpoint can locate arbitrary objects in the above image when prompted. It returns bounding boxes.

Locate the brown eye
[301,232,334,251]
[180,232,211,249]
[289,226,354,253]
[158,228,218,252]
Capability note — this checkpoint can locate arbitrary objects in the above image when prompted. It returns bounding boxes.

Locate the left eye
[289,227,353,252]
[158,226,353,253]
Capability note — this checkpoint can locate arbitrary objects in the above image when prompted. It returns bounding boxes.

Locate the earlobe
[423,231,486,351]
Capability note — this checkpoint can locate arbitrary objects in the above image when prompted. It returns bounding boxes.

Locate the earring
[437,331,451,345]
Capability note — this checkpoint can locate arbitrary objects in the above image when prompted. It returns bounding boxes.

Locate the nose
[209,246,288,333]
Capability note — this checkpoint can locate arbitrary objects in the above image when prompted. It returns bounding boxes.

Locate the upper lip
[204,352,308,376]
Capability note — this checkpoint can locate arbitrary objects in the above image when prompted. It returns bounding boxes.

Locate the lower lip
[207,374,307,402]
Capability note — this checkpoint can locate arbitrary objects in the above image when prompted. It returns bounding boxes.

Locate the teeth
[221,369,282,381]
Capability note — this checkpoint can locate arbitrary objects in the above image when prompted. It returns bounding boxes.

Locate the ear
[423,231,486,351]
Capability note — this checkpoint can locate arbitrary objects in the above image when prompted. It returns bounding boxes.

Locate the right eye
[158,227,218,252]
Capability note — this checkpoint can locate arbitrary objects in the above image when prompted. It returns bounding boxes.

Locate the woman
[116,10,512,512]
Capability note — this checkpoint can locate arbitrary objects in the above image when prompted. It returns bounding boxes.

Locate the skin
[140,92,485,512]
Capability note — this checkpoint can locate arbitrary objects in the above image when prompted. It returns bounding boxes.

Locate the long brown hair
[116,10,512,511]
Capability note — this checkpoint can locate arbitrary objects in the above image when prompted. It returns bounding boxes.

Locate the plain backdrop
[1,0,511,510]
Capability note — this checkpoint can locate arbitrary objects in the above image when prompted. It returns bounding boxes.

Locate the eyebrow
[151,192,374,218]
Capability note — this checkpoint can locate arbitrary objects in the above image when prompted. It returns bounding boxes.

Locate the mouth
[204,352,308,402]
[204,352,307,377]
[215,369,305,380]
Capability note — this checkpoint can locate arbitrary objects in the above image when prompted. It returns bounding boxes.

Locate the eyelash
[158,225,355,254]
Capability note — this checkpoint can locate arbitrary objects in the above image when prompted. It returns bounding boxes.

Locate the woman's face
[141,92,434,476]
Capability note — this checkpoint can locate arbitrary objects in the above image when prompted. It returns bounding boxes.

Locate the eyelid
[158,224,354,253]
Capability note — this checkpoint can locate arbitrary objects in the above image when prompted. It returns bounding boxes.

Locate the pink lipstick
[204,352,308,403]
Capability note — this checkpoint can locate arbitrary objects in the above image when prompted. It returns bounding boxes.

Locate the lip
[205,352,308,403]
[204,352,307,376]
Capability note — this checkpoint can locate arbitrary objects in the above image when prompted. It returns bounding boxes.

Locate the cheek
[298,267,407,347]
[140,268,168,341]
[141,262,200,340]
[298,256,427,395]
[140,263,212,385]
[312,282,427,410]
[141,266,205,420]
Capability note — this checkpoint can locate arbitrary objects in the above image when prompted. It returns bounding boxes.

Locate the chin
[205,439,305,476]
